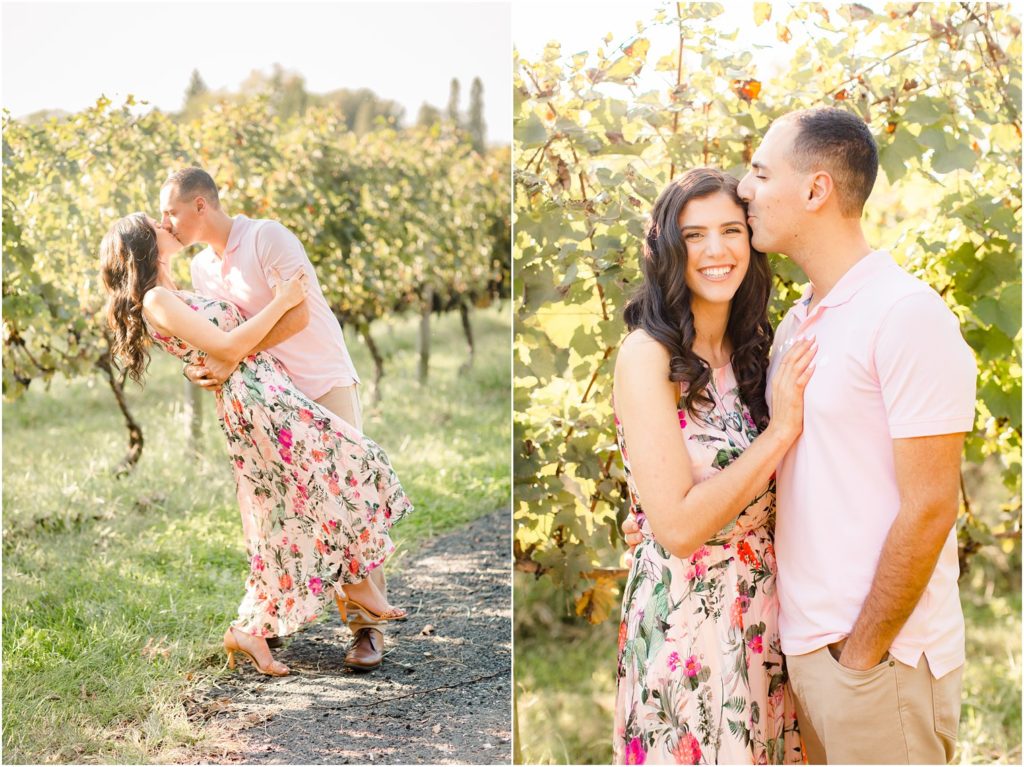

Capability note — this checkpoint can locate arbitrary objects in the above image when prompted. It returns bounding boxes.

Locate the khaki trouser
[315,384,388,634]
[787,644,962,764]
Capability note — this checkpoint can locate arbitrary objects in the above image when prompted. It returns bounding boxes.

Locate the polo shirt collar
[801,249,891,313]
[221,215,249,261]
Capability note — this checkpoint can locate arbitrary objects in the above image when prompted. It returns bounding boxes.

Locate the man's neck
[791,223,873,312]
[203,211,236,258]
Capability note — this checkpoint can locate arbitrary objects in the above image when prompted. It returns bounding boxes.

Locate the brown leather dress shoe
[344,627,384,671]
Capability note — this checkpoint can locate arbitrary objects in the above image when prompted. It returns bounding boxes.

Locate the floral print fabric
[613,364,801,764]
[149,291,412,637]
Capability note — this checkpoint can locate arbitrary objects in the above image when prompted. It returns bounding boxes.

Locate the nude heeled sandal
[334,592,408,623]
[223,627,290,677]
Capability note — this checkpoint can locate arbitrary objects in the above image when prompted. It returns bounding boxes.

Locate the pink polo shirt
[191,215,360,400]
[767,250,976,678]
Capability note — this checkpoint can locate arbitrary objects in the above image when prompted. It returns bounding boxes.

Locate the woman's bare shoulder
[141,285,176,310]
[615,330,674,401]
[617,328,671,367]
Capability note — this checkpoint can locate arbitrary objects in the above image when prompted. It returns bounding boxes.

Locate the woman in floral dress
[612,169,814,763]
[100,213,412,677]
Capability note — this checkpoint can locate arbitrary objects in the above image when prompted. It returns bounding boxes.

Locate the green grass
[957,568,1023,764]
[3,305,510,764]
[514,568,1022,765]
[514,575,619,765]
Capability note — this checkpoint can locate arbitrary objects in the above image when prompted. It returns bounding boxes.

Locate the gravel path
[184,509,511,764]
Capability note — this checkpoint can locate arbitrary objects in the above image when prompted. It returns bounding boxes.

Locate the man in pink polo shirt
[159,167,390,672]
[737,108,977,763]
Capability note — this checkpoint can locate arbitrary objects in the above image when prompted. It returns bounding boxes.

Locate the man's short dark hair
[780,107,879,217]
[163,167,220,208]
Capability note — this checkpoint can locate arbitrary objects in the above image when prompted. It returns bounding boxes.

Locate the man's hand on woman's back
[622,514,643,550]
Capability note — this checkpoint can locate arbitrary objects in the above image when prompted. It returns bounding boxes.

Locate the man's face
[159,185,201,247]
[145,215,183,262]
[736,120,809,255]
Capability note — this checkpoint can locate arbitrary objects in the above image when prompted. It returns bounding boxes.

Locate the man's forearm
[250,301,309,354]
[185,303,310,388]
[841,503,956,668]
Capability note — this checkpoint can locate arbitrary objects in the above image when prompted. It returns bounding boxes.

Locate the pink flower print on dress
[671,733,701,765]
[624,738,646,765]
[685,562,708,581]
[277,428,293,448]
[730,595,750,630]
[763,543,777,574]
[748,634,763,654]
[251,554,265,572]
[730,599,745,630]
[308,577,323,595]
[667,651,681,671]
[298,408,314,423]
[736,539,761,568]
[684,655,702,677]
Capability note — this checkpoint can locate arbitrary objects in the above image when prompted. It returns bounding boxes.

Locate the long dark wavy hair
[99,212,160,385]
[622,168,773,429]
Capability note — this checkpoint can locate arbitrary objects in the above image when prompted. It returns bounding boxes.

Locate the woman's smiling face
[680,192,752,310]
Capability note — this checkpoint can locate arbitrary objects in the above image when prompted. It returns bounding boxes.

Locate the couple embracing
[100,168,411,677]
[613,108,976,764]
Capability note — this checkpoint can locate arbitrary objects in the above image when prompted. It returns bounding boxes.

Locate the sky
[1,0,512,143]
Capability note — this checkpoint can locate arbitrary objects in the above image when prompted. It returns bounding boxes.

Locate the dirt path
[186,509,511,764]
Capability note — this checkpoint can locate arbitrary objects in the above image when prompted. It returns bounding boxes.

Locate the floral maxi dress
[150,291,413,637]
[613,364,801,765]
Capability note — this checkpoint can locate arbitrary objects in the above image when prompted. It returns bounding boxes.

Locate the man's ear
[805,171,833,212]
[195,196,207,215]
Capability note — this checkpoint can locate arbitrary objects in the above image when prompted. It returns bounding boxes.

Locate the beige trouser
[787,644,962,764]
[314,384,388,633]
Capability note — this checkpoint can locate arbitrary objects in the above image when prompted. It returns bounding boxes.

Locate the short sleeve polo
[874,291,977,438]
[191,216,360,399]
[767,250,977,679]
